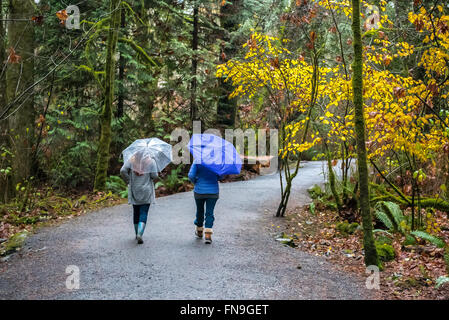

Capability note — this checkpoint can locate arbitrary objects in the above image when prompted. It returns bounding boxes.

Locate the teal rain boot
[136,222,146,244]
[134,224,138,239]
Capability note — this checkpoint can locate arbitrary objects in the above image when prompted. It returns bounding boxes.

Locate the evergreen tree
[5,0,35,198]
[216,0,242,128]
[94,0,122,191]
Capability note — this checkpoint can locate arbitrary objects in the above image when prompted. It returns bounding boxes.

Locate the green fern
[375,210,394,231]
[375,201,405,233]
[410,230,446,248]
[106,175,128,198]
[435,276,449,289]
[309,202,316,215]
[373,229,393,237]
[382,201,404,230]
[155,166,189,193]
[154,181,164,190]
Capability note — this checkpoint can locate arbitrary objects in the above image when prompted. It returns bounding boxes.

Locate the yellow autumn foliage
[217,2,449,164]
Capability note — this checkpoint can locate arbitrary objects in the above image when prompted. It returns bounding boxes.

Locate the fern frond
[435,276,449,289]
[444,250,449,274]
[375,210,394,231]
[373,229,393,237]
[410,231,446,248]
[382,201,404,229]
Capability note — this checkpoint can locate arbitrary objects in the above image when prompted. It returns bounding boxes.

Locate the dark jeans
[133,204,150,224]
[194,198,218,229]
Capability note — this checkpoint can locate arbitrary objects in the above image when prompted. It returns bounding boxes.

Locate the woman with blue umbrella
[188,134,242,244]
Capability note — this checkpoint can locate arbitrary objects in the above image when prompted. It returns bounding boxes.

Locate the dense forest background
[0,0,289,195]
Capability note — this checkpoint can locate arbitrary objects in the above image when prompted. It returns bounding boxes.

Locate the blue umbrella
[188,134,242,176]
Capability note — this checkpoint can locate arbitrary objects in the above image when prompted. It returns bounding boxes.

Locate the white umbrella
[122,138,172,174]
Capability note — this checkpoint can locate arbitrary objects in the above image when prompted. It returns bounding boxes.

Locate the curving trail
[0,161,371,300]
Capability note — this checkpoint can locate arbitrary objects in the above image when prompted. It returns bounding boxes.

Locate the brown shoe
[195,226,203,238]
[204,228,213,244]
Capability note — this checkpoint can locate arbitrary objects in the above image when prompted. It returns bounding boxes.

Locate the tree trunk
[276,52,319,217]
[446,155,449,200]
[116,8,126,119]
[190,3,199,122]
[0,0,5,111]
[217,0,241,128]
[5,0,35,198]
[94,0,122,191]
[0,0,8,202]
[136,1,156,136]
[351,0,379,267]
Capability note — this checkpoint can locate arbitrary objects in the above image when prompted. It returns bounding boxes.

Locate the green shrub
[376,234,392,246]
[106,175,128,198]
[336,221,359,235]
[47,141,97,189]
[155,166,189,193]
[307,184,324,199]
[375,242,396,262]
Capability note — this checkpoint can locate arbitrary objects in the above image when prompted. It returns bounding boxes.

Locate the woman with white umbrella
[120,138,172,244]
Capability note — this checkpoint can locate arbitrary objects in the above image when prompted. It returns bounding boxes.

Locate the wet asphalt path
[0,161,371,299]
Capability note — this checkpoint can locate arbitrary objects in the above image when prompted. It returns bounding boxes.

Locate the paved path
[0,161,371,299]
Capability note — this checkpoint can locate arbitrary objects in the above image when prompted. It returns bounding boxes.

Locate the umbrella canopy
[122,138,172,174]
[188,134,242,176]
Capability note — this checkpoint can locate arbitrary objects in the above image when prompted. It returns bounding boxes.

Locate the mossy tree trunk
[116,9,126,120]
[190,3,199,122]
[94,0,122,191]
[0,0,7,202]
[351,0,379,267]
[0,0,5,110]
[5,0,35,199]
[446,155,449,200]
[110,8,126,171]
